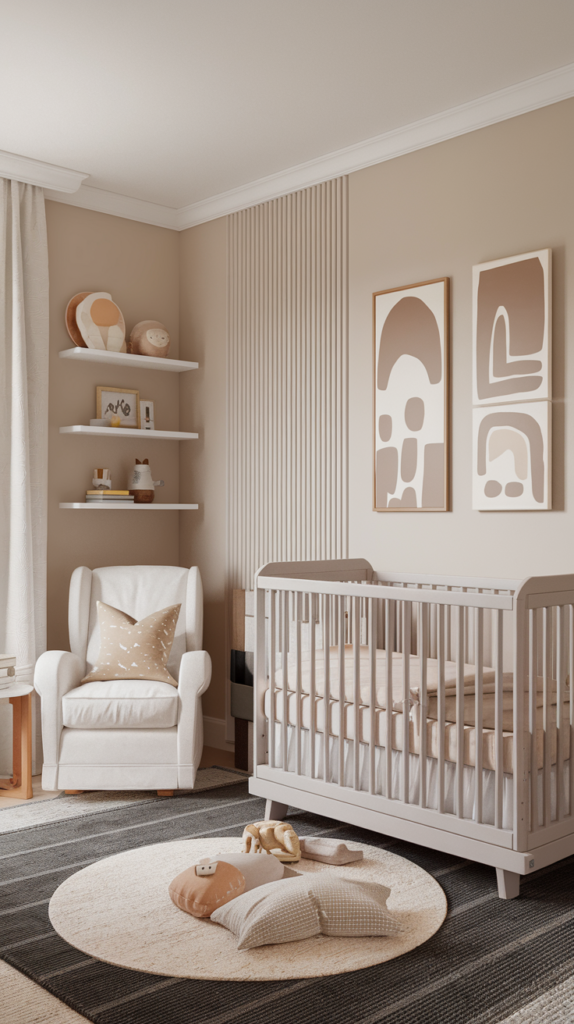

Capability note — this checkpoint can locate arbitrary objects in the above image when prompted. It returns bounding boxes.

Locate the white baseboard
[203,716,234,752]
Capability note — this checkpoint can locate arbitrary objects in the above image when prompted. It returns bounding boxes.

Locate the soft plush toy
[242,820,301,862]
[75,292,126,351]
[129,320,171,358]
[169,852,297,918]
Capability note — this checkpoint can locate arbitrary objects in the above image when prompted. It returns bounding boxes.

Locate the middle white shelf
[60,425,198,440]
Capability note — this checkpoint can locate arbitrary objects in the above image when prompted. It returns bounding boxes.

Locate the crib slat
[354,596,361,791]
[543,606,551,828]
[323,594,331,785]
[309,592,316,780]
[474,608,483,824]
[529,609,538,833]
[419,603,428,809]
[339,596,346,787]
[281,589,289,771]
[557,605,565,821]
[369,598,377,796]
[495,609,504,829]
[437,604,445,814]
[269,590,276,770]
[402,601,411,804]
[295,591,302,776]
[456,606,464,818]
[385,600,394,799]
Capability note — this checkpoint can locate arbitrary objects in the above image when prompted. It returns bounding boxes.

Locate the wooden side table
[0,660,33,800]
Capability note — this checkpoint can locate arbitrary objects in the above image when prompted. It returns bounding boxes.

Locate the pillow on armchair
[81,601,181,685]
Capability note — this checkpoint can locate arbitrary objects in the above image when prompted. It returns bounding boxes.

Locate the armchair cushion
[81,601,181,685]
[62,680,179,730]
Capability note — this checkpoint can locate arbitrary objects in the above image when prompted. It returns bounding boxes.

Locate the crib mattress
[263,687,571,774]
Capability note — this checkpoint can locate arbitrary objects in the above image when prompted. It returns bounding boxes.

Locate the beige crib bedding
[264,687,571,774]
[274,645,566,712]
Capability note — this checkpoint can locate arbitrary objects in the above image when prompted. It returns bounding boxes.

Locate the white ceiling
[2,0,574,219]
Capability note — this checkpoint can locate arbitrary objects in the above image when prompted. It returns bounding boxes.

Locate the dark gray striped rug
[1,781,573,1024]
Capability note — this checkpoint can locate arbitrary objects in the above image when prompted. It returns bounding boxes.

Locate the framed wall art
[96,386,141,428]
[472,249,552,510]
[373,277,449,511]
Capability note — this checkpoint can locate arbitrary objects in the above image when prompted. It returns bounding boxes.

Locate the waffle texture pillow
[81,601,181,686]
[211,874,401,950]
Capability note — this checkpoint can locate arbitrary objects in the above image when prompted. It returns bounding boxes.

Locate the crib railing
[253,561,574,854]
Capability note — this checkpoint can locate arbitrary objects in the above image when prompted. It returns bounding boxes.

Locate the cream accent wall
[349,98,573,580]
[45,202,180,654]
[178,217,228,722]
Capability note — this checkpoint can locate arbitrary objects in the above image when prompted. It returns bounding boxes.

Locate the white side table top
[0,682,33,700]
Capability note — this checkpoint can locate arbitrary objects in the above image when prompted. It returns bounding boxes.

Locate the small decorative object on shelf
[242,820,301,862]
[96,386,140,428]
[92,468,112,490]
[85,490,134,504]
[130,320,171,358]
[140,399,155,430]
[128,459,164,504]
[66,291,126,351]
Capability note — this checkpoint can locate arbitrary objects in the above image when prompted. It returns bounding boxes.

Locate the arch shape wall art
[373,278,449,511]
[472,249,552,510]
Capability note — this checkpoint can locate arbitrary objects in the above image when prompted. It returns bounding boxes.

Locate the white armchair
[35,565,211,794]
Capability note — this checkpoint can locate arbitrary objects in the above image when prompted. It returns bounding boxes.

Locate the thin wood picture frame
[96,386,141,428]
[373,277,450,512]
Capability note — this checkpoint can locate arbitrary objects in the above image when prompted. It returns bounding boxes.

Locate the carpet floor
[1,781,573,1024]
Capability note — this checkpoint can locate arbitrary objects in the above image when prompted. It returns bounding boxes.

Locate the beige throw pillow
[211,874,401,950]
[81,601,181,686]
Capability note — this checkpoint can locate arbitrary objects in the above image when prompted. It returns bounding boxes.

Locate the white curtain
[0,179,49,772]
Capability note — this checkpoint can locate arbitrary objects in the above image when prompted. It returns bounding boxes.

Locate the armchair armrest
[177,650,212,786]
[34,651,83,777]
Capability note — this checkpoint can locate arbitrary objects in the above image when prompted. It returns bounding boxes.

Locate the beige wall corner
[349,97,574,581]
[178,217,228,721]
[46,202,180,652]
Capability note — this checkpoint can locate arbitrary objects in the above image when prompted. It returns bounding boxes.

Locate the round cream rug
[49,837,446,981]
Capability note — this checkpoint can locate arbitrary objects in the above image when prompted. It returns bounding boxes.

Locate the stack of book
[85,490,134,505]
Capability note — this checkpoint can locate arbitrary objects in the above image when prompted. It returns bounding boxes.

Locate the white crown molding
[0,149,88,192]
[44,60,574,230]
[44,183,179,230]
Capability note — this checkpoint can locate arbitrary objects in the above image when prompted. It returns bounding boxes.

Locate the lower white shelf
[59,503,199,510]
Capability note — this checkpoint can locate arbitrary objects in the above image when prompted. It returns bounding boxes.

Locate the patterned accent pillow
[210,874,401,950]
[81,601,181,686]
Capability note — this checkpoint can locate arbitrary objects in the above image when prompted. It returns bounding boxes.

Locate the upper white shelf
[60,426,198,440]
[59,348,198,372]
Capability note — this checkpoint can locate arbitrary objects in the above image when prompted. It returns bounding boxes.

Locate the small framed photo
[140,399,155,431]
[96,386,140,428]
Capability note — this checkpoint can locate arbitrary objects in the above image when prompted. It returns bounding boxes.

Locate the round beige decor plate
[49,837,446,981]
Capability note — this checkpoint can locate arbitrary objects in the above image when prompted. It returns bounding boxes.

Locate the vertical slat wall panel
[227,178,349,592]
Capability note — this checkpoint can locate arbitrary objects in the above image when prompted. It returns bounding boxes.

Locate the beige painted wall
[178,218,228,722]
[46,202,180,653]
[349,98,573,580]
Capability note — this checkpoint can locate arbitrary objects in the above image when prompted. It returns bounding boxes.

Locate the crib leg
[496,868,521,899]
[265,799,289,820]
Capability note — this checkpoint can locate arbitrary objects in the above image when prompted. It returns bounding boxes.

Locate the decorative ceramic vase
[129,320,171,358]
[128,459,164,503]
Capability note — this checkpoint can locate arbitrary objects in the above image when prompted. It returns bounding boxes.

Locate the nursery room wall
[348,97,574,580]
[45,202,181,653]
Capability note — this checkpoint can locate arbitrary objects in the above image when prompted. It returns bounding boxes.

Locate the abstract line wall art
[472,249,552,510]
[373,278,449,511]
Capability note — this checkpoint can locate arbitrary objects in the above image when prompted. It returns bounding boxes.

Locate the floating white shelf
[60,425,198,440]
[59,348,198,372]
[59,503,199,510]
